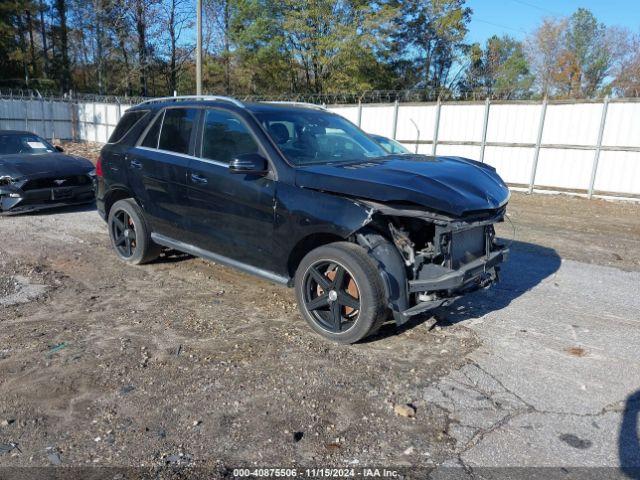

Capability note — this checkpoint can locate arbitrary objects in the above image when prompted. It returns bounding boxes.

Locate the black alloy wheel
[107,198,161,265]
[295,242,388,343]
[111,209,137,258]
[303,260,361,333]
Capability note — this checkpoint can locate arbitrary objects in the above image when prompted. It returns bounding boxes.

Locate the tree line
[1,0,638,100]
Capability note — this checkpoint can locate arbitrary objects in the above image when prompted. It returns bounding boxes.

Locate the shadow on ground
[620,390,640,479]
[372,240,562,340]
[20,201,97,216]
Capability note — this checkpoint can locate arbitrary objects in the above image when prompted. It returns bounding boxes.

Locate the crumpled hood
[295,155,510,217]
[0,153,94,180]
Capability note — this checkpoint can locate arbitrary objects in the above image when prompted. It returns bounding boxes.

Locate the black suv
[96,96,509,343]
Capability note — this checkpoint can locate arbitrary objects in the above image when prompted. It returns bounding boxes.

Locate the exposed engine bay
[355,200,509,324]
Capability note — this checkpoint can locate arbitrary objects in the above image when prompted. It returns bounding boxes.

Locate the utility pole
[196,0,202,95]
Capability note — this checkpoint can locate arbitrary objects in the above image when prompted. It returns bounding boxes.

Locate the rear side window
[108,110,147,143]
[158,108,197,154]
[201,109,259,163]
[141,112,163,148]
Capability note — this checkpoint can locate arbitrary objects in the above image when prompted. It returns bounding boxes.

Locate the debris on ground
[59,141,103,164]
[47,451,62,465]
[48,343,67,354]
[393,404,416,418]
[0,444,15,455]
[567,347,587,357]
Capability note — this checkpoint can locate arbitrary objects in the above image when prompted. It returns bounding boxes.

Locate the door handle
[130,159,142,169]
[190,173,208,184]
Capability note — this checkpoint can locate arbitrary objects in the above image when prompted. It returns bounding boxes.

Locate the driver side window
[201,110,259,164]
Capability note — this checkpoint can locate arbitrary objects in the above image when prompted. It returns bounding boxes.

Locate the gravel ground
[0,142,638,478]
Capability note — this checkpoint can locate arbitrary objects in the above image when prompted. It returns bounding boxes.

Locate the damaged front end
[0,173,95,215]
[0,175,24,213]
[355,200,509,325]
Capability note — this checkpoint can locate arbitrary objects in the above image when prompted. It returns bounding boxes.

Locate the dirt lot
[0,142,639,476]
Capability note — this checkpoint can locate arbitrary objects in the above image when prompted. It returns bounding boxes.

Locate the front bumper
[398,246,508,319]
[409,248,508,293]
[0,184,95,215]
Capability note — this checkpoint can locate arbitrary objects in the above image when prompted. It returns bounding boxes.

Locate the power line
[474,18,528,35]
[509,0,564,16]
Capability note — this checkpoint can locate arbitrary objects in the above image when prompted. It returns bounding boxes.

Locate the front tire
[108,199,160,265]
[294,242,387,344]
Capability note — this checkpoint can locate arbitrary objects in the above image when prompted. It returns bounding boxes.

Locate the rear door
[127,107,199,239]
[185,108,276,270]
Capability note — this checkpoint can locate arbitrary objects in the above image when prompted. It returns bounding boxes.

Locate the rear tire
[294,242,387,344]
[108,199,161,265]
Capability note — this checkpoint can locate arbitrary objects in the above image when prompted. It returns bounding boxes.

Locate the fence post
[93,101,98,143]
[49,99,55,141]
[105,100,110,142]
[392,99,399,139]
[479,97,491,163]
[24,96,29,131]
[357,100,362,128]
[72,99,79,142]
[528,96,548,194]
[116,97,122,124]
[588,96,609,199]
[40,96,47,139]
[432,97,442,156]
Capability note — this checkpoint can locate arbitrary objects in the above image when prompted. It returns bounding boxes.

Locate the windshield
[254,110,388,165]
[0,133,56,155]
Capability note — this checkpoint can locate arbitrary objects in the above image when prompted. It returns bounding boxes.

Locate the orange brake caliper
[319,267,359,316]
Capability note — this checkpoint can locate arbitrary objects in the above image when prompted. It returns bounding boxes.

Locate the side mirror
[55,145,64,152]
[229,153,268,175]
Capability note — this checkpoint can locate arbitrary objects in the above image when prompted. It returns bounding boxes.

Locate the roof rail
[136,95,245,108]
[262,101,327,111]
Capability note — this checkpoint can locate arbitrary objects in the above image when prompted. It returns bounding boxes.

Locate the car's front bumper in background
[0,183,95,215]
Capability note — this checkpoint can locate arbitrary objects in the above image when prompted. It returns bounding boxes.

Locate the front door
[185,108,276,271]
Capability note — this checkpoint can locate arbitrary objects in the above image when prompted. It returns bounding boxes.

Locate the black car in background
[370,134,412,154]
[96,97,510,343]
[0,131,95,215]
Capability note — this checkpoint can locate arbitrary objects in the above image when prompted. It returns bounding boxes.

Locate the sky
[466,0,640,44]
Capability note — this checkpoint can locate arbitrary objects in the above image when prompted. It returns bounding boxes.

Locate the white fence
[1,95,639,198]
[329,99,640,198]
[0,97,134,144]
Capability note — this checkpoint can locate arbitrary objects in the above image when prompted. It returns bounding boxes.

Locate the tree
[611,29,640,97]
[54,0,71,91]
[526,17,565,97]
[134,0,148,96]
[109,0,135,95]
[159,0,193,94]
[528,9,618,98]
[204,0,236,93]
[459,35,533,99]
[391,0,471,94]
[565,8,611,97]
[279,0,396,93]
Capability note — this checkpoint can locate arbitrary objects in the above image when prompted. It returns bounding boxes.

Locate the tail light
[96,156,103,177]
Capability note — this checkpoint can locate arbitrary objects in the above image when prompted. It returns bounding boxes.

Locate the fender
[356,231,410,325]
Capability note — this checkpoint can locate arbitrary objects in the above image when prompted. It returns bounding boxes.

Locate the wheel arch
[286,225,410,325]
[104,186,137,219]
[354,228,410,323]
[287,232,346,279]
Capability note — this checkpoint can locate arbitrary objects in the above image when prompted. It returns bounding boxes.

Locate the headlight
[0,175,15,186]
[87,169,96,177]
